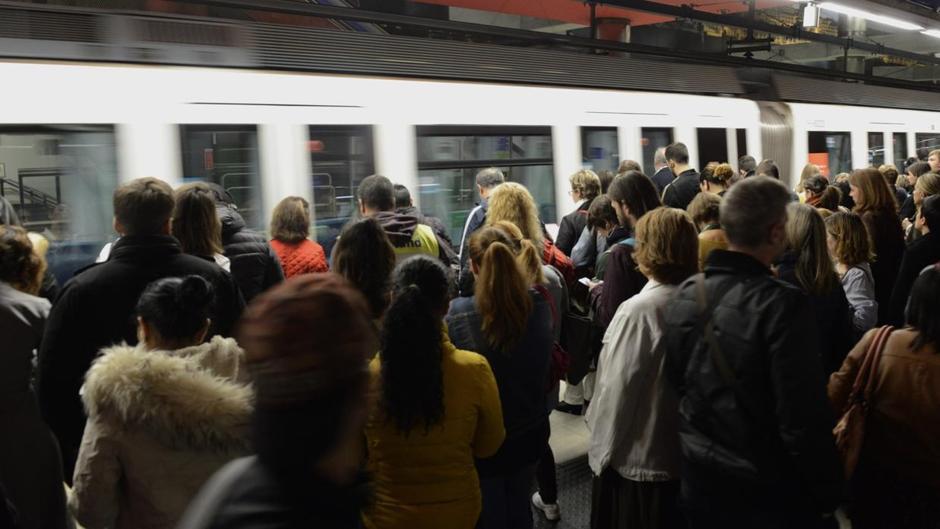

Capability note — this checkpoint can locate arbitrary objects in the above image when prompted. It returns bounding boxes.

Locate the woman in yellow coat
[364,256,505,529]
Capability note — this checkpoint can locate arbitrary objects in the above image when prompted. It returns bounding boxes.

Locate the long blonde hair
[490,220,545,286]
[485,182,544,249]
[468,226,533,353]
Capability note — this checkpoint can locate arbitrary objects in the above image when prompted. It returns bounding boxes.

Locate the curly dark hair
[0,225,44,295]
[380,256,448,436]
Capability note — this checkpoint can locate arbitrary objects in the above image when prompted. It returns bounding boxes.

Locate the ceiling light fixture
[921,29,940,38]
[803,2,820,28]
[789,0,925,31]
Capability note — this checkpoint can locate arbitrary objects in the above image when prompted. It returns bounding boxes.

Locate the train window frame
[696,128,729,169]
[0,124,119,284]
[807,131,852,179]
[893,132,908,169]
[868,132,885,167]
[641,127,673,176]
[307,125,375,254]
[580,127,619,174]
[179,124,264,231]
[736,128,747,157]
[415,125,556,244]
[915,132,940,153]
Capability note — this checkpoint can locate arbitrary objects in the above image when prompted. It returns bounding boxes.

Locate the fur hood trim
[83,336,253,452]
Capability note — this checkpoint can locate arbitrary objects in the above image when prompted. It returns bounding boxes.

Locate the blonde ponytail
[469,229,533,352]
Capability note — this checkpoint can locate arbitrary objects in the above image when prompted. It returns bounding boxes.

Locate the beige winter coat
[69,336,254,529]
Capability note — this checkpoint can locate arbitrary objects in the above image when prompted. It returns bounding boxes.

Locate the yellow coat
[363,329,505,529]
[698,228,729,271]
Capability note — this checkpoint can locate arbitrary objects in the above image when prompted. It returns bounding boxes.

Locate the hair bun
[178,275,213,306]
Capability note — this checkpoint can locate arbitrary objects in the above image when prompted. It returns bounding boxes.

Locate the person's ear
[137,316,151,345]
[470,258,480,276]
[113,217,125,236]
[768,219,787,249]
[161,218,172,236]
[195,318,211,344]
[358,199,366,216]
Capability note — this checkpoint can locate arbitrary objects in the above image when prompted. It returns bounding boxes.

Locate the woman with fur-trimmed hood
[69,275,253,529]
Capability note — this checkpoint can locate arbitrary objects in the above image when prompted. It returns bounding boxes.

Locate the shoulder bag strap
[856,325,893,405]
[533,284,559,327]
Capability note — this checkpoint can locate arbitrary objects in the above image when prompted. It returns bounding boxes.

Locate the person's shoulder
[450,347,490,371]
[447,296,477,316]
[1,286,51,318]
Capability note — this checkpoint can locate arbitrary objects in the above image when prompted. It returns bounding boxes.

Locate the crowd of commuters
[2,145,940,529]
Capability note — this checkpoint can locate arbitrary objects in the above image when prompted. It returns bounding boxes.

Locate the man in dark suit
[38,177,245,479]
[662,143,700,210]
[650,147,674,195]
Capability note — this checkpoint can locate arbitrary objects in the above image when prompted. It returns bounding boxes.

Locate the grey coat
[0,281,69,529]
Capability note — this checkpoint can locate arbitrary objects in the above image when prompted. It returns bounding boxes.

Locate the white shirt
[585,279,681,482]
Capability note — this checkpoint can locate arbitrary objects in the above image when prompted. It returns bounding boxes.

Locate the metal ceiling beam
[597,0,940,67]
[178,0,940,86]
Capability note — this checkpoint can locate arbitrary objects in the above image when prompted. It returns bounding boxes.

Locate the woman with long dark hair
[830,266,940,528]
[363,256,504,529]
[849,168,904,324]
[777,203,854,374]
[332,217,397,321]
[447,227,554,529]
[172,183,230,271]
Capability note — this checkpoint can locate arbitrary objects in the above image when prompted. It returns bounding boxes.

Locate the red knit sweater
[270,239,328,278]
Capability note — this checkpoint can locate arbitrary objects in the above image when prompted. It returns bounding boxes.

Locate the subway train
[2,4,940,282]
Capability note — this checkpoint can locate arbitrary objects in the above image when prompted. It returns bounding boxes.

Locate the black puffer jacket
[217,204,284,302]
[664,250,843,525]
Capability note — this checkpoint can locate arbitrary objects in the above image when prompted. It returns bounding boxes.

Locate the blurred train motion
[1,3,939,283]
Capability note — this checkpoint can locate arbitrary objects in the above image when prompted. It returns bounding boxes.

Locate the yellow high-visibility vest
[392,223,439,262]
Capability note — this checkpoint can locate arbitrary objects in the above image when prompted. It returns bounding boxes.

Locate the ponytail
[469,233,533,353]
[518,239,545,286]
[380,256,447,436]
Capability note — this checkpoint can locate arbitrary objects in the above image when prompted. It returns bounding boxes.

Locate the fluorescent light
[817,2,925,31]
[803,3,820,28]
[922,29,940,38]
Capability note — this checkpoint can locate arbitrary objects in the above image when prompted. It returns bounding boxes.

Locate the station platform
[536,407,593,529]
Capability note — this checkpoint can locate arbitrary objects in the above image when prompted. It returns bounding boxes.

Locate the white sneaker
[531,491,561,521]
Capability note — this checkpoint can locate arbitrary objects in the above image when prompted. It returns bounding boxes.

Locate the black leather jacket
[664,250,843,522]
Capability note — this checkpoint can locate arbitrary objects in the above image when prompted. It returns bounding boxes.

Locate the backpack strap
[533,284,558,328]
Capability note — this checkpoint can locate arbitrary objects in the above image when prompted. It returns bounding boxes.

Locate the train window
[308,125,375,253]
[736,128,747,157]
[581,127,618,174]
[0,126,118,285]
[808,131,852,178]
[180,125,263,230]
[868,132,885,167]
[894,133,908,169]
[641,127,672,176]
[696,128,728,168]
[416,126,555,243]
[915,133,940,153]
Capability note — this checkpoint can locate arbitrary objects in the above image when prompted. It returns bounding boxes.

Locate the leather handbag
[833,324,894,480]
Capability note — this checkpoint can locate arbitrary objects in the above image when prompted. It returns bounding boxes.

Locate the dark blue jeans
[478,464,537,529]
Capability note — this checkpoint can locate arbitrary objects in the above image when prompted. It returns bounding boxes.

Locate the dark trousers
[478,465,536,529]
[535,444,558,504]
[591,469,684,529]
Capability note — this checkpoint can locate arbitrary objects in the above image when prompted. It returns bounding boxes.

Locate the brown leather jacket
[829,328,940,490]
